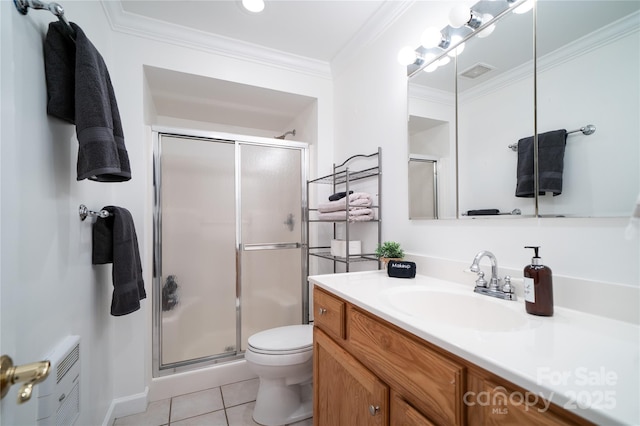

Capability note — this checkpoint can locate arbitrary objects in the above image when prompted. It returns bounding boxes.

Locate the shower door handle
[283,213,295,231]
[242,242,301,251]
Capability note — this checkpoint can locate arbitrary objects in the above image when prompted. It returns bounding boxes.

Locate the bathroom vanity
[309,271,639,426]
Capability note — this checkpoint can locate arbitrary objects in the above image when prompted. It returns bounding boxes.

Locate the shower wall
[154,132,307,372]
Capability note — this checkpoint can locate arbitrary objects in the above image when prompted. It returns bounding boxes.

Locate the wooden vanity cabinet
[312,287,593,426]
[314,328,389,426]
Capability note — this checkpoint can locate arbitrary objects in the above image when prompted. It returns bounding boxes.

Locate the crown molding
[331,0,415,78]
[100,1,332,80]
[408,84,455,107]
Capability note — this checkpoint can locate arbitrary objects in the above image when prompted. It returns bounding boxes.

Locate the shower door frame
[151,127,309,377]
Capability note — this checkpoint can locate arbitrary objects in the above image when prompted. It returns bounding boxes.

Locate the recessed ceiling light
[242,0,265,13]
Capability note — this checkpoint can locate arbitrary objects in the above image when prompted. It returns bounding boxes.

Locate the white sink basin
[381,286,533,332]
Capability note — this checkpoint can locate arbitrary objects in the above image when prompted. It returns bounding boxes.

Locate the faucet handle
[475,271,488,288]
[502,276,515,294]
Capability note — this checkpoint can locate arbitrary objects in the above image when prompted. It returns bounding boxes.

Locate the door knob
[1,355,51,403]
[368,404,380,416]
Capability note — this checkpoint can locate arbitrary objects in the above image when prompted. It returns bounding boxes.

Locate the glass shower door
[239,143,305,350]
[158,136,237,366]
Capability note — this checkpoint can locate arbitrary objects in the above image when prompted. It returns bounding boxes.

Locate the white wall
[333,2,639,298]
[1,2,128,425]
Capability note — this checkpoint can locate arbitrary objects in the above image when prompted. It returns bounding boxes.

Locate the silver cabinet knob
[368,405,380,416]
[318,308,327,315]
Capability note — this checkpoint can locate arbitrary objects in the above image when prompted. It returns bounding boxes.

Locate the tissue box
[330,239,361,257]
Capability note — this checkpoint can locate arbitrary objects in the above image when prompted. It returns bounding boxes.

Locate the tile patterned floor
[113,378,313,426]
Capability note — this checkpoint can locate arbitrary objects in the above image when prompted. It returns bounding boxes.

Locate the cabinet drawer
[314,287,345,340]
[348,307,464,425]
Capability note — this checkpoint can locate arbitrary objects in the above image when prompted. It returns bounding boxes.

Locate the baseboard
[102,386,149,426]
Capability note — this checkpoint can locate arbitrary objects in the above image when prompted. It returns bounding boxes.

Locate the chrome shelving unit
[307,148,381,273]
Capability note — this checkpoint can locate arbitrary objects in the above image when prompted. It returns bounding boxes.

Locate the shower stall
[152,129,308,375]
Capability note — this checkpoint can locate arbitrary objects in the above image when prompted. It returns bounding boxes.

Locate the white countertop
[309,270,640,426]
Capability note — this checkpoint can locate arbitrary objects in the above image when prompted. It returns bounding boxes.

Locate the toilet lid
[248,324,312,354]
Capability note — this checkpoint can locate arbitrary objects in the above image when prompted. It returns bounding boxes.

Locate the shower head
[275,129,296,140]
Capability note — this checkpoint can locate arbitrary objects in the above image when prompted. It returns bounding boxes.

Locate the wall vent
[460,63,495,79]
[37,336,81,426]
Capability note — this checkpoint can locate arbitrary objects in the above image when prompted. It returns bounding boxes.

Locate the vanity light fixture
[447,35,465,57]
[477,14,495,38]
[401,0,533,76]
[420,27,447,49]
[397,46,420,66]
[242,0,265,13]
[448,5,484,29]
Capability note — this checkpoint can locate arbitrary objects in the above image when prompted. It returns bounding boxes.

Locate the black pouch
[387,260,416,279]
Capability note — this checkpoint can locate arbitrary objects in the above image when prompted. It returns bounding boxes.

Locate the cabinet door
[390,391,436,426]
[314,327,388,426]
[348,307,464,425]
[466,373,592,426]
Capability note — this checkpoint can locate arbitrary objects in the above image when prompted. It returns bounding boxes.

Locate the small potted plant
[375,241,405,266]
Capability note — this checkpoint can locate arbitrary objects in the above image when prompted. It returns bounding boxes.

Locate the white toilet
[245,324,314,426]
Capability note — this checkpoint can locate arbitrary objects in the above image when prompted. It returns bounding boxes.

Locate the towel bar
[79,204,110,221]
[508,124,596,151]
[13,0,76,38]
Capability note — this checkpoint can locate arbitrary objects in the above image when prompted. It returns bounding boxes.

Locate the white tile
[171,388,224,422]
[225,401,260,426]
[221,378,259,408]
[113,399,170,426]
[170,409,228,426]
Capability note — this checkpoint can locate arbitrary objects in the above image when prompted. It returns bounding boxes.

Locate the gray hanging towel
[516,129,567,197]
[44,22,131,182]
[92,206,146,316]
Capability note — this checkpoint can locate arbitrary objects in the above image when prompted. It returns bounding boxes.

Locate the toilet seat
[247,324,312,355]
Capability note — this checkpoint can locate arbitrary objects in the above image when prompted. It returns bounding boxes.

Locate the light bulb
[437,56,451,67]
[513,0,533,14]
[242,0,265,13]
[421,27,443,48]
[424,62,439,73]
[477,14,495,38]
[449,5,470,28]
[447,36,465,57]
[397,46,417,66]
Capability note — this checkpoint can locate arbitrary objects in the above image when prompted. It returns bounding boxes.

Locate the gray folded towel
[516,129,567,197]
[92,206,145,316]
[44,22,131,182]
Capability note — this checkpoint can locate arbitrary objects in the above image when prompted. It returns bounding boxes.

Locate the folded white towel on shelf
[317,192,372,213]
[317,208,374,222]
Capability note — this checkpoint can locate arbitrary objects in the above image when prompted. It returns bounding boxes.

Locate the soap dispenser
[523,246,554,316]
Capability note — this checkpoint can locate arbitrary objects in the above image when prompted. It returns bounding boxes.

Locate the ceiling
[120,0,395,63]
[119,0,409,132]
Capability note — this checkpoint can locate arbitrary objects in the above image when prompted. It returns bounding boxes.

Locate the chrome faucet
[469,251,516,300]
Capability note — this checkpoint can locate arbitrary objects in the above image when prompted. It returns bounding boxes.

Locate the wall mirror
[408,0,640,219]
[408,42,457,220]
[535,1,639,217]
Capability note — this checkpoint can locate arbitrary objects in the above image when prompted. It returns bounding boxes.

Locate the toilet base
[252,379,313,426]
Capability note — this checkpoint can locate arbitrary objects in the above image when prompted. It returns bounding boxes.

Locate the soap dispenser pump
[523,246,554,316]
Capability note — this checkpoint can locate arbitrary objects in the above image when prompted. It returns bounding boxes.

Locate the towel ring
[79,204,110,221]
